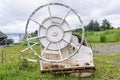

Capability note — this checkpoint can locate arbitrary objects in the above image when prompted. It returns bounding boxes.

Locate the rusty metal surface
[41,66,95,74]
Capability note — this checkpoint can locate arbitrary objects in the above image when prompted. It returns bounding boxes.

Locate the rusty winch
[21,3,95,77]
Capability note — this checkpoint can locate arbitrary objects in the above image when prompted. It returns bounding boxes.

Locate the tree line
[85,19,114,31]
[31,19,116,37]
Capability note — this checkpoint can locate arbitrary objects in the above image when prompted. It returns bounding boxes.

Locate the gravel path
[92,42,120,54]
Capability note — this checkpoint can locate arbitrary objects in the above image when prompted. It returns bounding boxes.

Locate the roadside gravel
[92,42,120,54]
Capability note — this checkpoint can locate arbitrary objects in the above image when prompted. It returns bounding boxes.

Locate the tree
[86,20,94,31]
[101,19,112,30]
[85,20,100,31]
[94,21,100,31]
[30,30,38,37]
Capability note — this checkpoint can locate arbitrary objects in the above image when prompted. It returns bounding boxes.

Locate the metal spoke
[48,5,54,23]
[57,42,63,60]
[64,25,83,32]
[63,38,78,49]
[28,40,38,44]
[41,41,51,56]
[30,19,46,29]
[21,42,39,53]
[27,35,45,41]
[59,9,71,27]
[64,29,73,32]
[31,19,40,25]
[63,38,70,43]
[70,42,79,49]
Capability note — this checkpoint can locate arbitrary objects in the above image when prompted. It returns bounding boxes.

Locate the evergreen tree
[86,20,94,31]
[85,20,100,31]
[94,21,100,31]
[101,19,112,30]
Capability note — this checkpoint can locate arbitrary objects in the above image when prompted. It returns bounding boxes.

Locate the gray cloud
[0,0,120,33]
[0,0,49,26]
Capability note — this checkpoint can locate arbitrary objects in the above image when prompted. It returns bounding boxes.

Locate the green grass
[0,44,120,80]
[84,29,120,43]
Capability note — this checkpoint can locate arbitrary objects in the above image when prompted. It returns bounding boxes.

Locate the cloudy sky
[0,0,120,33]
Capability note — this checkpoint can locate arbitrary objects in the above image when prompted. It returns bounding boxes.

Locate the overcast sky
[0,0,120,33]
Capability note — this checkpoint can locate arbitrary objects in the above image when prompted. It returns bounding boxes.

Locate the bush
[116,33,120,42]
[100,34,106,42]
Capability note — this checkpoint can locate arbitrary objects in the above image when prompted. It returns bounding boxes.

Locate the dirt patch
[92,42,120,54]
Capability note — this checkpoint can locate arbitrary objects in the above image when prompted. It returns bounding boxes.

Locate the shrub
[100,34,106,42]
[116,33,120,42]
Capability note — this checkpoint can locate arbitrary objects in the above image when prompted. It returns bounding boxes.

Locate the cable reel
[25,3,84,63]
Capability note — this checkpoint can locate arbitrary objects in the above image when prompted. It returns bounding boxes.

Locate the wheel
[25,3,84,63]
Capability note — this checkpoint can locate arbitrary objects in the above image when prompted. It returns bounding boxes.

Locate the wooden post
[1,48,5,64]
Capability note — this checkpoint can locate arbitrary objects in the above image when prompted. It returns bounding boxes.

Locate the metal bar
[30,19,46,29]
[48,6,54,23]
[57,42,63,60]
[70,42,79,49]
[41,42,50,56]
[24,57,38,62]
[64,29,73,32]
[63,38,78,49]
[27,35,45,41]
[64,25,83,32]
[30,19,40,25]
[59,9,71,27]
[21,42,39,53]
[62,38,70,43]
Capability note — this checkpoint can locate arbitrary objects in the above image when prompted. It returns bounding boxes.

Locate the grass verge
[0,44,120,80]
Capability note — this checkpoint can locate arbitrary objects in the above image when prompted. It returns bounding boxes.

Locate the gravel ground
[92,42,120,54]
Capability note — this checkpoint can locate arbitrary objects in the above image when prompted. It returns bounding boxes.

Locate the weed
[100,33,106,42]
